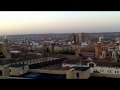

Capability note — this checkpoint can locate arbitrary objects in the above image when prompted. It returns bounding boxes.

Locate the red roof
[56,66,71,71]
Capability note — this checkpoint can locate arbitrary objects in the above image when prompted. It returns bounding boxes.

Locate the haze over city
[0,11,120,35]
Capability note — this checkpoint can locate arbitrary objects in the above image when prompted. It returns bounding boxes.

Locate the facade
[95,43,103,59]
[9,64,29,76]
[78,33,89,43]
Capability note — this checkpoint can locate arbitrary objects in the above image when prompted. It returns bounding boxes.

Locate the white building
[62,59,120,75]
[99,37,104,43]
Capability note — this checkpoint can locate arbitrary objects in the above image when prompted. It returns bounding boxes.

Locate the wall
[9,65,29,76]
[28,69,66,75]
[66,68,91,79]
[2,67,10,76]
[9,67,20,76]
[91,73,120,78]
[66,69,75,79]
[74,68,90,79]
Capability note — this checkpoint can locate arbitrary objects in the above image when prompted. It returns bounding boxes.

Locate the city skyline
[0,11,120,35]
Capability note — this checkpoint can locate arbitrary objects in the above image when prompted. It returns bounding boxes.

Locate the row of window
[107,70,119,73]
[13,58,48,65]
[93,69,119,73]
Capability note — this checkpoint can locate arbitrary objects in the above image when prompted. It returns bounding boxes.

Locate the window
[110,70,111,73]
[9,69,11,72]
[89,63,94,67]
[117,71,119,73]
[100,69,104,72]
[115,71,116,73]
[22,66,24,70]
[107,70,109,73]
[76,73,79,77]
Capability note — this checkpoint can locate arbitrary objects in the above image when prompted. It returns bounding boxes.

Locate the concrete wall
[75,69,91,79]
[9,67,20,76]
[66,68,91,79]
[9,65,29,76]
[91,73,120,78]
[2,67,10,77]
[66,69,75,79]
[28,69,66,75]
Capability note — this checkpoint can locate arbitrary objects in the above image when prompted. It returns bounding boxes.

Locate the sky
[0,11,120,35]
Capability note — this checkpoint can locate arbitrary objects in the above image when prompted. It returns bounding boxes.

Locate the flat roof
[9,64,27,68]
[19,73,66,79]
[72,67,90,71]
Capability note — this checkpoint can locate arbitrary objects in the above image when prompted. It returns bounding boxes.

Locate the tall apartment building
[69,32,89,44]
[78,33,89,43]
[99,37,104,43]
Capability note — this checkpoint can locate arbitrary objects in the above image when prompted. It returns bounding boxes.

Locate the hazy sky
[0,11,120,35]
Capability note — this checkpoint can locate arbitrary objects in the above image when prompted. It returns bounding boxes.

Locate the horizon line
[0,32,120,36]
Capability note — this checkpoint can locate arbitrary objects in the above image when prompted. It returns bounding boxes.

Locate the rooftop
[29,58,66,69]
[55,66,71,71]
[18,73,66,79]
[63,59,120,67]
[9,64,27,67]
[72,67,90,71]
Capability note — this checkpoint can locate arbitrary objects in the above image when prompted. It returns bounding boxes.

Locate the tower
[112,51,117,62]
[102,50,106,58]
[2,35,11,59]
[95,43,102,59]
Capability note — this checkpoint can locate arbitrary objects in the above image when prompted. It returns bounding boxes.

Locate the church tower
[2,35,11,59]
[112,51,117,62]
[95,43,102,59]
[102,50,106,58]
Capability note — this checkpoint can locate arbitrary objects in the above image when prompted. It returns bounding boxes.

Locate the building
[66,67,91,79]
[9,64,29,76]
[78,33,89,43]
[0,35,11,59]
[99,37,104,43]
[2,64,29,76]
[95,43,104,59]
[69,33,89,44]
[62,59,120,78]
[69,33,76,42]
